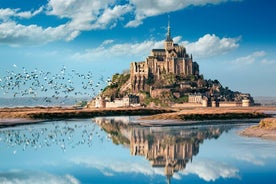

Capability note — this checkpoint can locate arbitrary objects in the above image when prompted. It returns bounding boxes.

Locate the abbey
[130,20,199,92]
[93,18,255,108]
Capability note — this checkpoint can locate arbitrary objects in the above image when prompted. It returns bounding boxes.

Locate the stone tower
[130,17,199,93]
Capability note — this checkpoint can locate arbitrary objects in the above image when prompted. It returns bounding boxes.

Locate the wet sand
[0,107,173,127]
[0,106,275,127]
[140,106,275,120]
[240,118,276,140]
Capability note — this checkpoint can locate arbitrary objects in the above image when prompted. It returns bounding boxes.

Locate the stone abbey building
[130,20,199,93]
[91,19,255,108]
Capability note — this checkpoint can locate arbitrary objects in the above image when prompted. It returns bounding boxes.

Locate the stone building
[94,94,140,108]
[130,20,199,93]
[188,94,203,103]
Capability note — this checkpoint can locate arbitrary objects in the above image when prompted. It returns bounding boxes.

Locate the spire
[166,15,172,41]
[166,175,171,184]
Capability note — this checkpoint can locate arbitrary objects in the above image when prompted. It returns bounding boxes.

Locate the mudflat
[0,106,275,127]
[140,106,276,120]
[0,106,276,119]
[0,106,172,127]
[240,118,276,140]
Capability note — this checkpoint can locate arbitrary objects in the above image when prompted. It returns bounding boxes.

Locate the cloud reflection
[235,153,265,166]
[71,157,164,177]
[233,138,276,166]
[71,156,240,182]
[69,117,241,182]
[95,116,236,181]
[183,159,239,182]
[0,170,79,184]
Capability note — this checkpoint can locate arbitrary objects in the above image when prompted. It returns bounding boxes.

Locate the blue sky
[0,0,275,97]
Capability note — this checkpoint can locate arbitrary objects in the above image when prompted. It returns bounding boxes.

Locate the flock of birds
[0,64,111,104]
[0,120,109,153]
[0,65,115,153]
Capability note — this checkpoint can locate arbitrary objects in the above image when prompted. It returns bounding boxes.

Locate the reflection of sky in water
[0,118,276,184]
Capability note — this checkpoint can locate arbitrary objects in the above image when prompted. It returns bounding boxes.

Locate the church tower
[164,16,173,51]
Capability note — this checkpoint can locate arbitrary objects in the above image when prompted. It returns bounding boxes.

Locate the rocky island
[89,20,254,109]
[1,20,275,131]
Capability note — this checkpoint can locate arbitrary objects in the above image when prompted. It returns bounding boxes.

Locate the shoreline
[0,106,275,128]
[140,106,275,120]
[132,118,261,127]
[240,118,276,140]
[0,107,174,127]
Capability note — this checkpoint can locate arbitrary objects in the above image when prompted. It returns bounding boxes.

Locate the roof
[152,49,165,52]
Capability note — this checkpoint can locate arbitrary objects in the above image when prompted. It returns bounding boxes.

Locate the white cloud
[46,0,132,31]
[72,39,164,61]
[0,7,43,21]
[125,19,143,28]
[96,5,133,29]
[0,0,242,46]
[126,0,240,27]
[0,8,18,21]
[261,58,276,65]
[232,51,266,65]
[0,21,79,46]
[183,159,239,182]
[0,5,81,46]
[73,34,239,61]
[16,6,44,19]
[173,36,183,43]
[0,170,80,184]
[102,39,114,46]
[0,1,133,46]
[185,34,240,58]
[109,40,164,56]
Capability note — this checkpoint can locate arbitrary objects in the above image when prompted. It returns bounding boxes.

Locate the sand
[240,118,276,140]
[0,106,276,129]
[140,106,275,120]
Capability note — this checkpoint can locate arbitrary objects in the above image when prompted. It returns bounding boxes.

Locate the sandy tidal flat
[240,118,276,140]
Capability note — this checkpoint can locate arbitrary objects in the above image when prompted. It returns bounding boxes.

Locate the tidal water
[0,117,276,184]
[0,97,90,108]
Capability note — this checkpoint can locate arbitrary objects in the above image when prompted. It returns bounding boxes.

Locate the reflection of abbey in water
[95,117,231,183]
[131,127,199,181]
